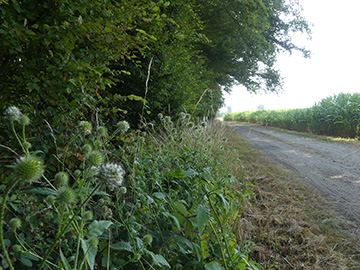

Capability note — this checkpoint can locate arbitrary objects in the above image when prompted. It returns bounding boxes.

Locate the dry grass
[226,128,360,269]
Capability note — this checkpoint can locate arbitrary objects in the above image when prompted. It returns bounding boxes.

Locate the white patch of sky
[220,0,360,113]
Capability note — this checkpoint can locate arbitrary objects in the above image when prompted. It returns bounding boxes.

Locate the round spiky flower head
[97,126,107,136]
[14,155,44,182]
[116,121,130,133]
[87,151,104,167]
[55,171,69,187]
[57,187,76,205]
[79,121,92,135]
[5,106,22,121]
[19,115,30,125]
[82,144,93,154]
[96,162,126,190]
[9,217,22,230]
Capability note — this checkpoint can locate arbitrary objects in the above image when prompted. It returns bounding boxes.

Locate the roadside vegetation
[1,109,262,269]
[224,93,360,138]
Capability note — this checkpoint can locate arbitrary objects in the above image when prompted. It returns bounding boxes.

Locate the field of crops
[224,93,360,138]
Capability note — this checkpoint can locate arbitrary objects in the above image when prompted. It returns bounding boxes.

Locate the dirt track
[228,122,360,224]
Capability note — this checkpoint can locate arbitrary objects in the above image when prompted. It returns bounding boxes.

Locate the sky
[220,0,360,113]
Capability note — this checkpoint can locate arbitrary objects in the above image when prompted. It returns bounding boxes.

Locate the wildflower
[119,186,127,194]
[23,141,32,149]
[9,217,22,230]
[5,106,22,121]
[12,245,22,252]
[57,187,76,205]
[89,238,99,247]
[116,121,130,133]
[97,126,107,136]
[143,234,153,245]
[19,115,30,125]
[87,151,104,166]
[83,210,93,220]
[79,121,92,135]
[14,155,44,182]
[55,171,69,187]
[96,162,126,190]
[82,144,93,154]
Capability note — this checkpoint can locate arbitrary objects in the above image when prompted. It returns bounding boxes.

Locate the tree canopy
[0,0,310,125]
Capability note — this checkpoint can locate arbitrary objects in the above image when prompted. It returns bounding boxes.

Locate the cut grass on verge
[226,127,360,270]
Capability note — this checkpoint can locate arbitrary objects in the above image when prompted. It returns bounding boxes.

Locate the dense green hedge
[224,93,360,138]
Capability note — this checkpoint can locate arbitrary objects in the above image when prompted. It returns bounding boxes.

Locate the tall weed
[0,108,259,269]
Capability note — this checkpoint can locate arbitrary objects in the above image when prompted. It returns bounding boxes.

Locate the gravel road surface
[229,122,360,223]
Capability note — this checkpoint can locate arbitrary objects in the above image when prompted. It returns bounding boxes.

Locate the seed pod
[87,151,104,167]
[143,234,153,245]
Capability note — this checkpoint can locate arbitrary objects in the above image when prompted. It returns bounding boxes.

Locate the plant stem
[38,181,104,269]
[0,179,20,270]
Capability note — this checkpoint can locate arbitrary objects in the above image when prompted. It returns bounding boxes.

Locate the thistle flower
[87,151,104,166]
[82,144,93,154]
[79,121,92,135]
[96,162,126,190]
[5,106,22,121]
[57,187,76,205]
[14,155,44,182]
[97,126,107,136]
[55,171,69,187]
[19,115,30,125]
[143,234,153,245]
[116,121,130,133]
[9,217,22,230]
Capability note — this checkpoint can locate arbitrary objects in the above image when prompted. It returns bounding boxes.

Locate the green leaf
[205,261,223,270]
[60,249,71,270]
[153,192,166,200]
[197,204,210,235]
[167,170,184,178]
[111,241,133,252]
[80,238,98,270]
[86,220,112,238]
[173,201,188,216]
[152,254,170,268]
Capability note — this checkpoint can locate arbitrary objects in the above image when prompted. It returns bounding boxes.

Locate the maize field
[224,93,360,138]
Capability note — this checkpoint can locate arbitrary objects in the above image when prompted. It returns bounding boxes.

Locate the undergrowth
[0,107,260,269]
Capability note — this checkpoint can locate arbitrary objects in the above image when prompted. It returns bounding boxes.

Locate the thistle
[79,121,92,135]
[57,187,76,205]
[14,155,44,182]
[5,106,22,121]
[55,172,69,187]
[87,151,104,167]
[116,121,130,133]
[96,162,126,190]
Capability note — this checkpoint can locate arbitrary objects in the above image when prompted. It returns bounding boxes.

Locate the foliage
[224,93,360,138]
[0,108,259,269]
[1,0,310,128]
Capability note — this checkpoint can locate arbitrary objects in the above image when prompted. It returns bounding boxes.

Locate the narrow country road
[228,122,360,223]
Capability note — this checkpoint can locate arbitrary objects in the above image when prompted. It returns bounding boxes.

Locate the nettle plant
[0,107,260,269]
